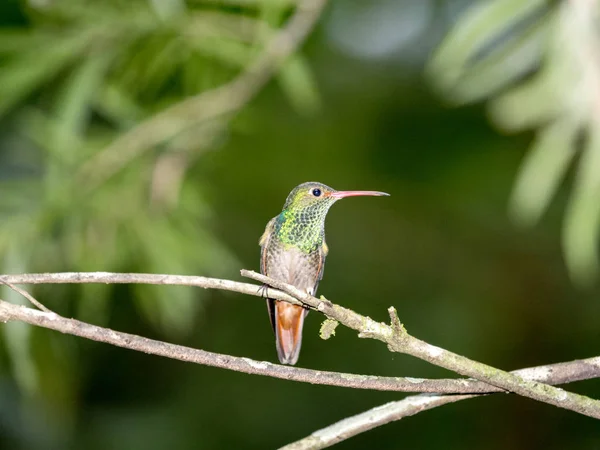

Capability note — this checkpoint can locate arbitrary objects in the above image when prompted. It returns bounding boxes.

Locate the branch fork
[240,269,600,419]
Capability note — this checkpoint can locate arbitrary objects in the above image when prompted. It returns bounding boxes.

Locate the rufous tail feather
[275,302,306,365]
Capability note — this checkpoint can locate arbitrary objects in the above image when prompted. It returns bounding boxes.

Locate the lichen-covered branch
[241,270,600,419]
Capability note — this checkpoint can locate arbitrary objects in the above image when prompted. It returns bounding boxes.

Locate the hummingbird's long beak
[330,190,390,199]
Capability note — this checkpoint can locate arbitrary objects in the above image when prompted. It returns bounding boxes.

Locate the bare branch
[0,299,467,393]
[78,0,328,189]
[241,270,600,419]
[281,395,474,450]
[0,271,303,304]
[0,271,599,398]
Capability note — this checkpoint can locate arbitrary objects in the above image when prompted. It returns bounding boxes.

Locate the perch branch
[0,271,599,396]
[241,270,600,419]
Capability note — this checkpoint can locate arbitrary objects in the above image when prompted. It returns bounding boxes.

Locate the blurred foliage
[0,0,318,409]
[1,0,600,449]
[428,0,600,286]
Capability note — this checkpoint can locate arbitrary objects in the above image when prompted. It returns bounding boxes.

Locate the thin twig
[241,270,600,419]
[77,0,328,189]
[0,280,53,313]
[280,395,476,450]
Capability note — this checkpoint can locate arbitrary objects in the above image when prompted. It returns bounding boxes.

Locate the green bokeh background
[1,1,599,449]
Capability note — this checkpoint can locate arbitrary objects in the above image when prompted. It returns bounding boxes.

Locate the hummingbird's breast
[263,235,323,295]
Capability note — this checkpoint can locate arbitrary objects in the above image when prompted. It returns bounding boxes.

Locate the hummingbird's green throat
[272,182,389,253]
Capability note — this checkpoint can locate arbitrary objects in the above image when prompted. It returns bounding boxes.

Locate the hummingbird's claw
[257,284,270,298]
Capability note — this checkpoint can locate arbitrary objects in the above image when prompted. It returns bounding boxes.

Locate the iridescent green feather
[273,183,336,253]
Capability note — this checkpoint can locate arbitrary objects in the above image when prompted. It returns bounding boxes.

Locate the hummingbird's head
[282,182,389,213]
[276,182,389,250]
[283,182,337,212]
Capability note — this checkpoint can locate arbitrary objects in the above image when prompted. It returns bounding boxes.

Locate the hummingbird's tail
[271,300,307,365]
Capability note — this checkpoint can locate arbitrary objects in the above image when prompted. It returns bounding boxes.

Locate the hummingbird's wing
[311,239,328,295]
[259,218,277,332]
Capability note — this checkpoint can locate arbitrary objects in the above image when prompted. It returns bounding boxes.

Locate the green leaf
[133,36,183,97]
[276,55,320,115]
[0,32,92,117]
[256,0,288,36]
[450,20,547,104]
[0,29,46,53]
[200,0,295,6]
[509,117,580,227]
[51,52,113,159]
[563,124,600,286]
[94,83,146,128]
[487,10,574,131]
[191,36,253,67]
[488,67,564,132]
[148,0,186,20]
[255,1,320,115]
[428,0,546,93]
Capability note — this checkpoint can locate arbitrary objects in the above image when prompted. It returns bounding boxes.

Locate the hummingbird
[259,182,389,365]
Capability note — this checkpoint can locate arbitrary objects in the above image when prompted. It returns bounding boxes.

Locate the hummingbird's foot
[257,283,270,299]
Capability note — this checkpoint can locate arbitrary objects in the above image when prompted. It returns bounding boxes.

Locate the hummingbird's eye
[312,188,322,197]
